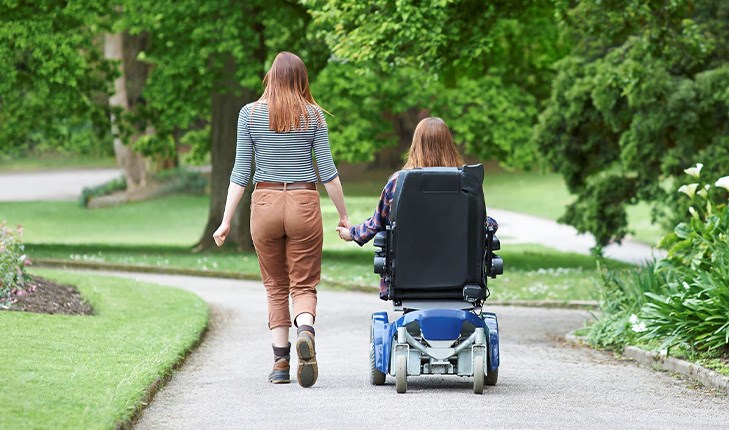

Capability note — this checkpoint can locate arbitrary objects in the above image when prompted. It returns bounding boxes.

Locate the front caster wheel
[395,354,407,394]
[473,355,484,394]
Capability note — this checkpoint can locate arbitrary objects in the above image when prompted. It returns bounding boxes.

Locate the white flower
[697,188,708,199]
[678,183,699,198]
[629,314,647,333]
[715,176,729,192]
[632,322,647,333]
[684,163,703,178]
[688,206,698,218]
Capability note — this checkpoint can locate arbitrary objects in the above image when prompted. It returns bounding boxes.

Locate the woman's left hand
[213,223,230,247]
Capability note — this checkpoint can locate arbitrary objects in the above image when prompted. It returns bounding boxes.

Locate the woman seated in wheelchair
[337,117,497,300]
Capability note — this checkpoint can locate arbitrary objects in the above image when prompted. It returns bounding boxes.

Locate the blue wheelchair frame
[371,309,499,376]
[367,165,503,394]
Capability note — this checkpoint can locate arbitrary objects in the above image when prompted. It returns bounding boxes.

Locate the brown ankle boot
[296,325,318,388]
[269,343,290,384]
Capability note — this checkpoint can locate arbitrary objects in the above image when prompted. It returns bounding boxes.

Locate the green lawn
[27,242,628,302]
[0,184,637,302]
[0,269,208,430]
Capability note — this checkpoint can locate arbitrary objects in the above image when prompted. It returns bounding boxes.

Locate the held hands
[336,226,353,241]
[337,216,353,242]
[213,223,230,247]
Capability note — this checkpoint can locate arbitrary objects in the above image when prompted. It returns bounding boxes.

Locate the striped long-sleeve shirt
[230,101,339,187]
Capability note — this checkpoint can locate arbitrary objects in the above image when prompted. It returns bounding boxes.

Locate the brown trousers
[250,188,323,329]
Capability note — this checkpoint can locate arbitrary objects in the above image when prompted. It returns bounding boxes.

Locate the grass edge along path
[0,269,209,430]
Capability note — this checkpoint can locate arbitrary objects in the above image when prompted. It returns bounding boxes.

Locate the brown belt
[255,181,317,191]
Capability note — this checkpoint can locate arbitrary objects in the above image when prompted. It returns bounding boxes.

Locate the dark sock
[273,343,291,361]
[297,325,315,336]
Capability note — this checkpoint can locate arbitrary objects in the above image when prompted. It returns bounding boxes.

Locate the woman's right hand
[213,223,230,247]
[338,216,351,229]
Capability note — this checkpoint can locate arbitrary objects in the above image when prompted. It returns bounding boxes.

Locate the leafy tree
[314,62,538,169]
[307,0,565,167]
[535,0,729,247]
[0,0,114,157]
[120,0,328,250]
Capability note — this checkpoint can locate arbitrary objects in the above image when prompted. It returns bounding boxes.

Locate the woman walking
[213,52,349,388]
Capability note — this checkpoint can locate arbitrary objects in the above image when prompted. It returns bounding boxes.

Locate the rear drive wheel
[395,354,407,394]
[369,330,386,385]
[486,354,498,386]
[485,368,498,386]
[473,355,485,394]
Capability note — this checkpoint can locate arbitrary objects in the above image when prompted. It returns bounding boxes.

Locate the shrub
[80,176,127,207]
[0,222,32,309]
[639,164,729,353]
[586,164,729,356]
[585,262,666,351]
[152,168,207,195]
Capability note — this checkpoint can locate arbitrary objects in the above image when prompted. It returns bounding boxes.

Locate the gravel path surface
[0,168,121,201]
[92,272,727,429]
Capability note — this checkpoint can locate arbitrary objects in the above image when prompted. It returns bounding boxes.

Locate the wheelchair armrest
[374,231,387,248]
[490,255,504,278]
[373,230,391,275]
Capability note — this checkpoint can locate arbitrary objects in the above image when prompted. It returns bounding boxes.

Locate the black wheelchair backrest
[388,165,486,300]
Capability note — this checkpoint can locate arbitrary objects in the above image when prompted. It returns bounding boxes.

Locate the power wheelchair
[369,164,504,394]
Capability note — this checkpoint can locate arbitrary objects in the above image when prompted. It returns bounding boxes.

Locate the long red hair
[260,51,323,132]
[403,117,464,169]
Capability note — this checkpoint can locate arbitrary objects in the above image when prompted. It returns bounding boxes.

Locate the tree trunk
[103,32,148,190]
[374,108,427,170]
[194,57,255,252]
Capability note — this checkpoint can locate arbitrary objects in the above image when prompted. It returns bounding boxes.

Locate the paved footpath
[0,168,121,201]
[94,272,728,430]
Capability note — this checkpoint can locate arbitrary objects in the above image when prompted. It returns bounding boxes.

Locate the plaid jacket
[350,172,498,300]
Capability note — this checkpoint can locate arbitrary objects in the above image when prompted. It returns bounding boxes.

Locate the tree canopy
[0,0,114,156]
[535,0,729,246]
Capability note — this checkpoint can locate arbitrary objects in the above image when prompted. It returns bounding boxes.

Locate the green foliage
[639,167,729,353]
[536,0,729,246]
[308,0,565,93]
[119,0,325,148]
[586,165,729,356]
[314,61,539,166]
[0,222,32,307]
[0,0,114,156]
[152,167,207,195]
[79,176,127,207]
[179,126,211,166]
[308,0,565,166]
[585,262,666,351]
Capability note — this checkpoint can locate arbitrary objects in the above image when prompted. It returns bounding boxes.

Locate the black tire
[486,353,498,386]
[369,339,386,385]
